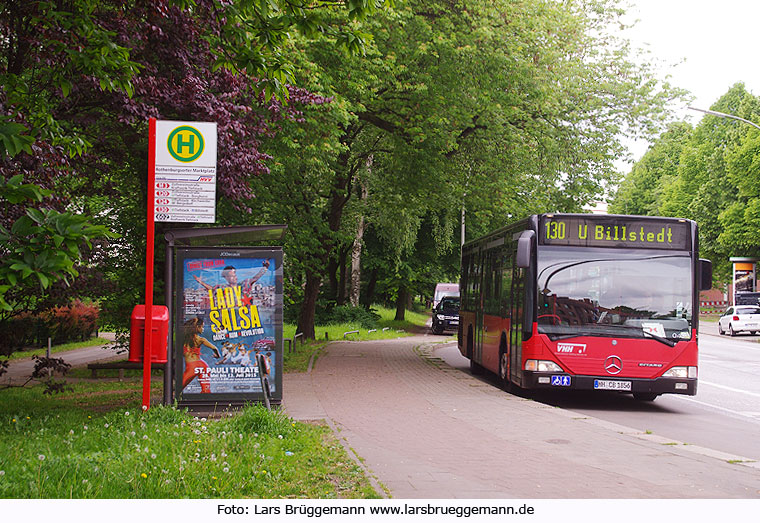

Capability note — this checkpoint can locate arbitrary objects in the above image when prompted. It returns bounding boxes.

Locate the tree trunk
[297,270,321,339]
[295,141,358,337]
[363,267,378,308]
[349,214,365,307]
[337,247,348,305]
[395,285,408,321]
[350,160,370,308]
[327,257,339,302]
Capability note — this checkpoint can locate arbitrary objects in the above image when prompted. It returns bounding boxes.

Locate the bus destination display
[540,216,691,250]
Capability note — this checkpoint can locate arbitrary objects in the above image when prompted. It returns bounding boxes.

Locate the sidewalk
[282,333,760,498]
[1,334,122,386]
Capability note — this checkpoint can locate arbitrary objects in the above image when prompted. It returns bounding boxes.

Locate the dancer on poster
[182,317,221,393]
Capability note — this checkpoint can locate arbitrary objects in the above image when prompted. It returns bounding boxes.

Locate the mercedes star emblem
[604,356,623,375]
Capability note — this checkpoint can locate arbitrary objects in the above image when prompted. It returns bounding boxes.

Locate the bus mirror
[699,258,712,291]
[516,230,534,268]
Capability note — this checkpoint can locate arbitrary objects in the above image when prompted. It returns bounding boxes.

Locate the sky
[617,0,760,162]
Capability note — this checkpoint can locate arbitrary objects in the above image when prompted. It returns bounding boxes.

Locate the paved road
[283,334,760,498]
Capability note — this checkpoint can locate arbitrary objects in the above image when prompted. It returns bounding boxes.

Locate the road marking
[672,395,760,426]
[699,379,760,398]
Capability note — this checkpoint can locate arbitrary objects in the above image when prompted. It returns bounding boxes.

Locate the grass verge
[282,305,430,373]
[0,381,379,498]
[5,337,114,362]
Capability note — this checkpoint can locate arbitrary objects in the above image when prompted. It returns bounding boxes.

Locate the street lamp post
[689,106,760,305]
[688,106,760,132]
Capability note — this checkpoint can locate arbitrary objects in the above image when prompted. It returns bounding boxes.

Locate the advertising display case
[174,246,283,406]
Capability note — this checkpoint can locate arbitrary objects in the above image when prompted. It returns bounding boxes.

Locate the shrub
[0,300,99,352]
[326,305,380,329]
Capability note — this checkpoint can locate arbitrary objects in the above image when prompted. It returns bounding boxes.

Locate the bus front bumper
[522,372,697,396]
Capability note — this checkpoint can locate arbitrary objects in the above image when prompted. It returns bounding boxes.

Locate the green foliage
[610,122,693,216]
[255,0,681,337]
[209,0,394,100]
[0,120,34,157]
[2,0,686,342]
[0,175,115,315]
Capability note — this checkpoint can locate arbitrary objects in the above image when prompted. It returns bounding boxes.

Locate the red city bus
[458,213,713,401]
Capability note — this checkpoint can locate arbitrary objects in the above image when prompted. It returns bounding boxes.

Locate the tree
[609,122,692,215]
[1,0,376,334]
[253,0,686,336]
[611,83,760,283]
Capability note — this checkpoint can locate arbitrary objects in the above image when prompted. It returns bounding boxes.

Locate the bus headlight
[662,366,697,379]
[525,359,563,372]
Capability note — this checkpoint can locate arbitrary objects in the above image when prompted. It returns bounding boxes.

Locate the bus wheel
[633,392,658,402]
[499,350,512,391]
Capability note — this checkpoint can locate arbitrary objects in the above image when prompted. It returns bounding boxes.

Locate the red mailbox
[129,304,169,363]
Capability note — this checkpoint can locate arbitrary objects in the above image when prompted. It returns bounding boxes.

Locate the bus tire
[633,392,658,402]
[498,349,512,392]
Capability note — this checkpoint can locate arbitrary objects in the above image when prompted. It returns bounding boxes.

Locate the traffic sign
[153,120,217,223]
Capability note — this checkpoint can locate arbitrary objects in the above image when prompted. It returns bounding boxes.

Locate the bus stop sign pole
[143,117,157,411]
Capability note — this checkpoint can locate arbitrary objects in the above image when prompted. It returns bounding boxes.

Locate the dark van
[431,296,460,335]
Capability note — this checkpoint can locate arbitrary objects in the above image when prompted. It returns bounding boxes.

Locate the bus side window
[511,265,525,347]
[485,248,502,316]
[468,253,480,310]
[500,249,513,318]
[461,254,470,309]
[483,250,493,315]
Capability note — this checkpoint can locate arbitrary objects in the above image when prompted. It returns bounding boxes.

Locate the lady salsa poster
[174,247,283,405]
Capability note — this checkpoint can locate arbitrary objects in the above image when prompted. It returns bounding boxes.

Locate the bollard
[343,330,359,339]
[257,353,271,410]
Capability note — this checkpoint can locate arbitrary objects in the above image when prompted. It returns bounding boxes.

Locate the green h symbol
[176,133,195,154]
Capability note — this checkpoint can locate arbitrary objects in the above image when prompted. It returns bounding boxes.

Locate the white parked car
[718,306,760,336]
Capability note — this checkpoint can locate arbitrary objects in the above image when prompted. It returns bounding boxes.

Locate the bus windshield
[537,247,693,342]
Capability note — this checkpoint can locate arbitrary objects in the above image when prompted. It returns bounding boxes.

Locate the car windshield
[735,307,760,315]
[439,297,459,311]
[537,247,693,342]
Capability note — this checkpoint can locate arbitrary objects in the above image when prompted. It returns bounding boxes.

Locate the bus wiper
[548,333,585,341]
[643,332,677,347]
[618,325,676,347]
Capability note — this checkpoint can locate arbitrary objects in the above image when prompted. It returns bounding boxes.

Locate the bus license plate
[594,380,632,391]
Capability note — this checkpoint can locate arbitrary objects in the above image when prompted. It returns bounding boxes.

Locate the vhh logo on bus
[167,126,205,162]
